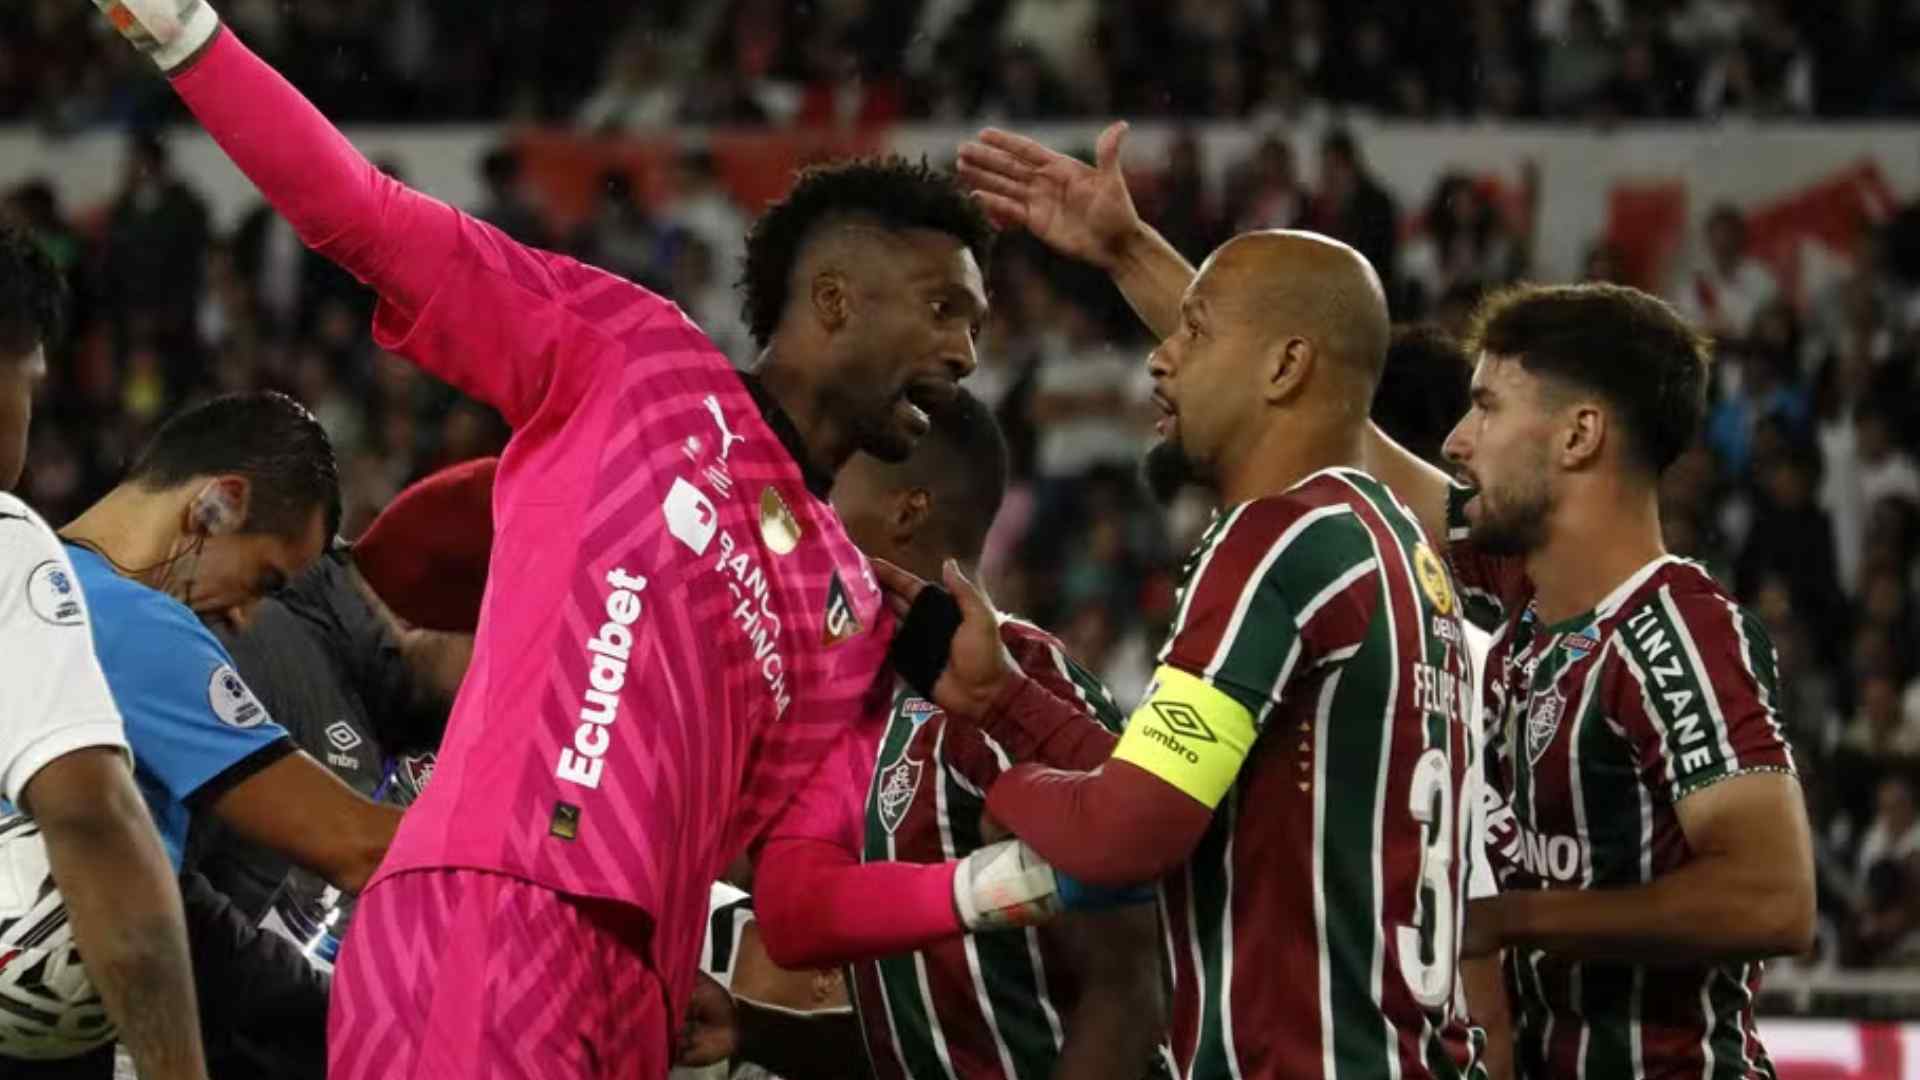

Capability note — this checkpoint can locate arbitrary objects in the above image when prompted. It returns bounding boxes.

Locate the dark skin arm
[1047,904,1167,1080]
[1464,773,1816,964]
[1461,953,1513,1080]
[24,749,208,1080]
[210,750,401,893]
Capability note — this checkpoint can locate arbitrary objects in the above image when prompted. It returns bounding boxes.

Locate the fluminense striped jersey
[850,619,1175,1080]
[1154,468,1483,1080]
[1446,486,1796,1080]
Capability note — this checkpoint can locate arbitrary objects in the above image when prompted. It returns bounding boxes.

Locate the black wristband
[889,586,963,697]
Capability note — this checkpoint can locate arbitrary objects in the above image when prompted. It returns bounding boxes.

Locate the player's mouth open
[898,376,957,434]
[1154,393,1177,437]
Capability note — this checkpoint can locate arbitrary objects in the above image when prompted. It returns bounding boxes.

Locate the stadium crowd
[4,0,1920,998]
[10,0,1920,131]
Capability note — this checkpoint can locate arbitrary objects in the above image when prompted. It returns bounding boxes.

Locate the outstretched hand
[872,558,1019,721]
[956,121,1144,271]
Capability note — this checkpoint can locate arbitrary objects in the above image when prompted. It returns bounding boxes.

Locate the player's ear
[894,488,932,544]
[189,475,250,537]
[1263,335,1313,404]
[811,270,851,333]
[1560,403,1606,470]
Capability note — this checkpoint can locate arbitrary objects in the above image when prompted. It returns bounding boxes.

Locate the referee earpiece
[191,486,242,537]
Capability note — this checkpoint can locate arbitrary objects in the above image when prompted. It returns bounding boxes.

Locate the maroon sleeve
[982,759,1212,887]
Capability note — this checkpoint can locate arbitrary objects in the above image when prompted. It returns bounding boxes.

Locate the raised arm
[957,123,1194,339]
[96,1,640,426]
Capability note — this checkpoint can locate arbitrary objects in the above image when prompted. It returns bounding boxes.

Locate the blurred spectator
[1225,135,1309,238]
[1843,674,1920,758]
[1706,303,1810,477]
[1403,174,1523,314]
[1541,0,1617,115]
[473,145,553,249]
[102,133,211,364]
[1148,130,1226,264]
[661,151,750,291]
[1312,129,1400,289]
[1675,203,1779,339]
[570,172,683,295]
[1735,444,1847,653]
[1854,775,1920,963]
[576,30,682,134]
[1695,0,1814,119]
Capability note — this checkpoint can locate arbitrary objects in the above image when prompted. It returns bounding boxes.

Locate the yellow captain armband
[1110,666,1258,810]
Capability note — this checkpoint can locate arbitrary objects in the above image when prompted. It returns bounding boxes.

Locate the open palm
[957,122,1143,270]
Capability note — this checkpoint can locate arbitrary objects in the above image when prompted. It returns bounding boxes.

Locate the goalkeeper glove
[94,0,221,72]
[951,839,1062,932]
[952,840,1159,932]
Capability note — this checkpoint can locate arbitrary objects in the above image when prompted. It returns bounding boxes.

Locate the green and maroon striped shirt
[1151,468,1484,1080]
[1448,485,1795,1080]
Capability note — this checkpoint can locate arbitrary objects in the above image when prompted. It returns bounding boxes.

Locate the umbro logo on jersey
[823,570,864,645]
[1150,700,1217,743]
[324,721,364,753]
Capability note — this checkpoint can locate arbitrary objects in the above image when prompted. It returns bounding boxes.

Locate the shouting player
[0,226,207,1078]
[890,145,1484,1080]
[1368,287,1813,1078]
[758,390,1171,1080]
[960,122,1812,1078]
[89,5,1032,1077]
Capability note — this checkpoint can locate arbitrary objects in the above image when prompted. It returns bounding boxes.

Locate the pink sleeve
[753,838,963,969]
[751,724,963,967]
[170,29,655,426]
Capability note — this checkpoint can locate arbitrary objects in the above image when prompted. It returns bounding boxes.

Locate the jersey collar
[1593,554,1685,621]
[737,371,834,501]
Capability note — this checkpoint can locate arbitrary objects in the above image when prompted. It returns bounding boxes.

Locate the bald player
[877,220,1486,1079]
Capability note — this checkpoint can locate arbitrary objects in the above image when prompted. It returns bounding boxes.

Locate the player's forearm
[978,671,1118,772]
[1108,222,1195,341]
[1461,953,1514,1080]
[1048,907,1166,1080]
[40,785,208,1080]
[169,29,454,315]
[985,760,1207,887]
[1363,423,1452,550]
[1488,852,1815,964]
[754,837,963,969]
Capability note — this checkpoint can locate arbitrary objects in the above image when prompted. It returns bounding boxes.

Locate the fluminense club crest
[1526,684,1566,766]
[876,754,925,836]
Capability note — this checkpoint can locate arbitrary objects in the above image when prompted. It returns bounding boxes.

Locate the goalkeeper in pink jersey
[83,5,1082,1078]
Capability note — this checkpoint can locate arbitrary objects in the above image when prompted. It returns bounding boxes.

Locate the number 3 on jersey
[1397,747,1457,1008]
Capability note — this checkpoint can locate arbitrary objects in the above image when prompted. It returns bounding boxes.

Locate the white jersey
[670,883,775,1080]
[1464,622,1498,902]
[0,494,127,806]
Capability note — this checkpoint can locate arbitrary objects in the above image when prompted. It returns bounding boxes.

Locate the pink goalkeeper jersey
[172,30,897,1001]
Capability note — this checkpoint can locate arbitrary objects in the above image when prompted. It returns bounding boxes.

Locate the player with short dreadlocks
[82,4,1092,1078]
